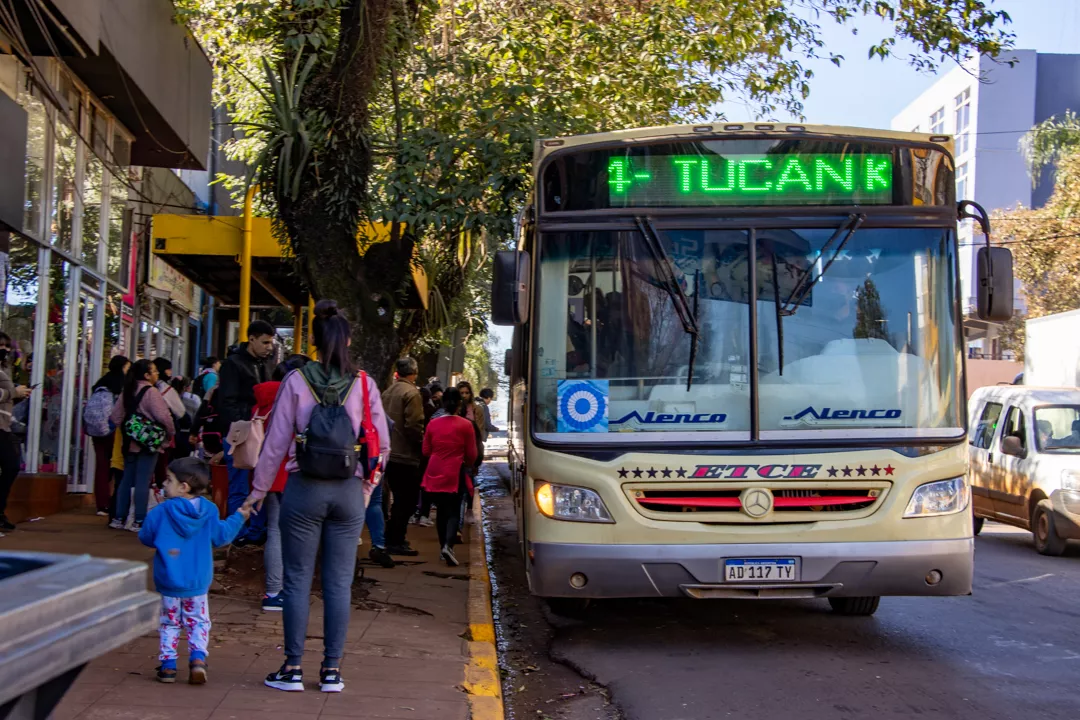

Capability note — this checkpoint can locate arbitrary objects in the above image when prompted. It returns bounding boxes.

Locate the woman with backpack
[87,355,129,515]
[244,300,389,694]
[109,359,175,531]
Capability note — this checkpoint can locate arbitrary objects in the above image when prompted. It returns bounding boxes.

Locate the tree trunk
[272,0,414,382]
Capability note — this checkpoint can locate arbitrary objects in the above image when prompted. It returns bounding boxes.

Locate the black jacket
[217,343,270,427]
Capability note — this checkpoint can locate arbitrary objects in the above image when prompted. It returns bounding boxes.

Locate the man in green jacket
[382,357,426,555]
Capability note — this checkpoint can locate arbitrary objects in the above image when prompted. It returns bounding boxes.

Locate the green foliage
[463,331,499,393]
[1021,111,1080,185]
[174,0,1012,374]
[994,151,1080,360]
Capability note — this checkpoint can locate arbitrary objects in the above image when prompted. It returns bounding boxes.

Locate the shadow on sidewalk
[1,506,480,719]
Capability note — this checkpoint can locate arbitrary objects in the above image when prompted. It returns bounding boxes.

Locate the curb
[464,491,505,720]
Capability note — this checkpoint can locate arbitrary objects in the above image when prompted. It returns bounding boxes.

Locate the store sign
[148,255,197,311]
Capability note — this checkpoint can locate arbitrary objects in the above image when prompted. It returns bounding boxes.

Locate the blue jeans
[365,482,385,549]
[280,473,365,667]
[115,450,157,524]
[223,437,265,540]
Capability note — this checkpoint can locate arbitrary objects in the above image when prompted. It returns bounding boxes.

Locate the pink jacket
[109,381,176,453]
[250,370,390,500]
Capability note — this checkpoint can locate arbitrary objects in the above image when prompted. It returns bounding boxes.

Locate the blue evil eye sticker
[557,380,609,433]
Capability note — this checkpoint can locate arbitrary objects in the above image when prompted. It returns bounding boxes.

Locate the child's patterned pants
[159,594,211,662]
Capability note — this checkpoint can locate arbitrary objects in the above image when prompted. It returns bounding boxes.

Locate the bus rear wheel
[973,515,984,536]
[828,596,881,616]
[544,597,591,618]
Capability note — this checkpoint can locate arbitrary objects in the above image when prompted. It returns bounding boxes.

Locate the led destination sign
[606,153,893,207]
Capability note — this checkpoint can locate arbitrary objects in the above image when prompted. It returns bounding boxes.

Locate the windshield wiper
[781,213,866,315]
[634,217,700,390]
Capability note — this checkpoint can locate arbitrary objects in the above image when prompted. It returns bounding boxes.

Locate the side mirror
[504,348,513,377]
[1001,434,1026,458]
[976,247,1013,322]
[491,250,530,325]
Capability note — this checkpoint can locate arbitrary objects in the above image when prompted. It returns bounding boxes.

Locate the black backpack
[295,368,370,480]
[192,371,209,399]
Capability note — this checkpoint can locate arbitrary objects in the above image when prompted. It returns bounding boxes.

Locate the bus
[491,124,1014,616]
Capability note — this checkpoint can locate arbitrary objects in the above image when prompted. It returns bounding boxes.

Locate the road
[479,463,1080,720]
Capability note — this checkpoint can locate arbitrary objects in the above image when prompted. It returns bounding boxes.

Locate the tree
[175,0,1012,379]
[1021,111,1080,184]
[852,278,889,342]
[994,152,1080,360]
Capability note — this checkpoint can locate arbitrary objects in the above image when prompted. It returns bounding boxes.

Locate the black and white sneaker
[265,666,304,692]
[319,667,344,693]
[441,545,460,567]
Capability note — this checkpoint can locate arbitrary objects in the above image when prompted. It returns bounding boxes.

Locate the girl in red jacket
[254,354,310,611]
[421,387,478,566]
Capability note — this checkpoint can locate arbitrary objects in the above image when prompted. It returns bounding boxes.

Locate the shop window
[104,290,128,368]
[19,71,48,240]
[50,104,78,253]
[39,253,72,472]
[1,234,37,387]
[82,107,109,268]
[107,133,132,287]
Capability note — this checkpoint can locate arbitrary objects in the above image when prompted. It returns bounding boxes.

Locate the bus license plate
[725,558,799,583]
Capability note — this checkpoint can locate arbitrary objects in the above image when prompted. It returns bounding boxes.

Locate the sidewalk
[0,501,502,720]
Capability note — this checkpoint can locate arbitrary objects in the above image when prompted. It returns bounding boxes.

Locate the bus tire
[828,596,880,616]
[1032,500,1068,556]
[544,597,591,618]
[973,515,984,536]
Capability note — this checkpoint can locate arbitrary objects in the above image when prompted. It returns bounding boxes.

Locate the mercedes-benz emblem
[740,488,773,518]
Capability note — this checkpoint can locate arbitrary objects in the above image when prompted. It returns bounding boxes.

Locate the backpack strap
[130,385,151,412]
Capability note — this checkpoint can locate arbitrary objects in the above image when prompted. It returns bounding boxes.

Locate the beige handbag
[225,409,267,470]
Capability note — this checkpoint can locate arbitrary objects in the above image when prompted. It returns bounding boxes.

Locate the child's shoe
[156,662,177,683]
[262,594,285,612]
[189,657,208,685]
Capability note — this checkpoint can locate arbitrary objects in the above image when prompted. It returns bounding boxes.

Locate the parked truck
[1025,310,1080,387]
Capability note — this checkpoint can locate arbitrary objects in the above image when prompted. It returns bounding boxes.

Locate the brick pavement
[0,507,484,720]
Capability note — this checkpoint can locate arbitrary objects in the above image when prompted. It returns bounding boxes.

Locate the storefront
[0,57,136,491]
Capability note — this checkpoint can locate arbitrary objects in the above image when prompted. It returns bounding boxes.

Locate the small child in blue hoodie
[139,457,250,684]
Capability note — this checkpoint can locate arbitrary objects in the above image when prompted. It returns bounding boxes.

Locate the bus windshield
[533,225,963,441]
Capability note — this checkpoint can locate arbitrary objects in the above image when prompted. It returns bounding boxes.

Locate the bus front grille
[624,482,888,522]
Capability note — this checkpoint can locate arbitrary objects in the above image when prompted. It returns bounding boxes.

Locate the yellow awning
[151,215,428,309]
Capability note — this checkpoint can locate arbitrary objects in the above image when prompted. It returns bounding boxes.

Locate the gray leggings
[280,473,365,667]
[264,492,282,596]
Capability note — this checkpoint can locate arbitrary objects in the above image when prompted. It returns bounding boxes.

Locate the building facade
[891,50,1080,357]
[0,0,212,492]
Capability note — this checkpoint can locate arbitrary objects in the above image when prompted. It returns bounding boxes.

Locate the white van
[968,386,1080,555]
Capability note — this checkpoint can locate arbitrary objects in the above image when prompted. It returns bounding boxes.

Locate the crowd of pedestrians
[2,300,501,693]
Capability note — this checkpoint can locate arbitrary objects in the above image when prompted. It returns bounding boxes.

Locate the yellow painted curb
[464,491,505,719]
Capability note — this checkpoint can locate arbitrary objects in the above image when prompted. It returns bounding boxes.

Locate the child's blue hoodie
[138,496,246,598]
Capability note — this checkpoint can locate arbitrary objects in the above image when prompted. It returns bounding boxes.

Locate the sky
[717,0,1080,128]
[486,1,1080,376]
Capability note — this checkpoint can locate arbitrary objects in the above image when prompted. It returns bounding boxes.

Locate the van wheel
[544,597,591,618]
[973,515,984,536]
[1032,500,1068,556]
[828,596,881,616]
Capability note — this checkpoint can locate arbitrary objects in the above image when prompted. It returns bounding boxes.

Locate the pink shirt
[250,370,390,500]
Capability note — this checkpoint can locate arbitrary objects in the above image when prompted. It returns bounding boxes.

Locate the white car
[968,386,1080,555]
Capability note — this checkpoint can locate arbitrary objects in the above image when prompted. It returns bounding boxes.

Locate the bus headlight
[904,477,969,518]
[1061,470,1080,491]
[535,482,614,523]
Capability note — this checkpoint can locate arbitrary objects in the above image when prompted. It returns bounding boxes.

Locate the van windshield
[1035,406,1080,452]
